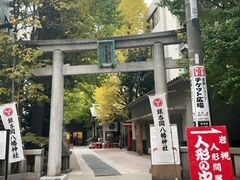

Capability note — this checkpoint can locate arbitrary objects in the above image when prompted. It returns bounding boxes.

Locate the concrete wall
[168,79,193,141]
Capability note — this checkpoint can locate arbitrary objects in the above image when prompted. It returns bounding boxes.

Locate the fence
[0,149,71,180]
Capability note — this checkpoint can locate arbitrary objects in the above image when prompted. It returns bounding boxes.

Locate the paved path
[68,147,151,180]
[81,154,121,176]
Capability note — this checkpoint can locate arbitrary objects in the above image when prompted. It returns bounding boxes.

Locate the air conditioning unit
[103,122,118,132]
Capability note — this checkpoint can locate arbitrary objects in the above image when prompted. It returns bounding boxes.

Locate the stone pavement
[68,147,151,180]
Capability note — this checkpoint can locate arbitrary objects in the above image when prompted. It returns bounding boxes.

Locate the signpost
[186,126,235,180]
[190,65,211,127]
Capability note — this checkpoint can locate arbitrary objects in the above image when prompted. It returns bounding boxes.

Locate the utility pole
[185,0,212,127]
[185,0,203,66]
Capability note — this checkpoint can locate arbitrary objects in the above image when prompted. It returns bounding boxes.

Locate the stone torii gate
[25,30,181,180]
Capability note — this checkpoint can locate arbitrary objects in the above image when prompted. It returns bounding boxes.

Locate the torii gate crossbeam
[23,29,181,52]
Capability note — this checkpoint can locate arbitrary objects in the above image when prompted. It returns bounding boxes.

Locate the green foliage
[22,132,48,149]
[157,0,185,24]
[203,5,240,104]
[34,0,123,125]
[120,48,153,103]
[64,82,95,124]
[36,0,123,39]
[157,0,240,105]
[93,0,149,124]
[0,32,48,104]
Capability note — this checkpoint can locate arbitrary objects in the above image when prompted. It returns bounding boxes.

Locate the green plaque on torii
[97,40,115,68]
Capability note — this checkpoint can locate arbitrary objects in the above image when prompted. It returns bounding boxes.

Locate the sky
[144,0,152,6]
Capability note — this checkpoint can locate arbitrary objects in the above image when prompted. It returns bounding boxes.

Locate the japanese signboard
[148,93,174,164]
[150,124,180,165]
[0,131,7,160]
[190,65,211,127]
[186,126,235,180]
[0,102,24,163]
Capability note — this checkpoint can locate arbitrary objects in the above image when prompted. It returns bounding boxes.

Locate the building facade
[146,0,184,82]
[0,0,11,26]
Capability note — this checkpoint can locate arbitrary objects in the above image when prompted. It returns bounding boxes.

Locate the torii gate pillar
[41,49,67,180]
[151,42,182,180]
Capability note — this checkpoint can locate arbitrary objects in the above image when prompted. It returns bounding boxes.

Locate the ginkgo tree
[94,0,149,124]
[115,0,147,36]
[94,75,127,125]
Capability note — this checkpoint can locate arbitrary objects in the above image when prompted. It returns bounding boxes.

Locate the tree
[94,75,127,124]
[115,0,147,35]
[0,32,48,133]
[120,48,153,104]
[64,83,95,124]
[36,0,123,40]
[93,0,149,123]
[19,0,124,124]
[117,0,152,103]
[157,0,240,105]
[59,0,123,124]
[203,3,240,105]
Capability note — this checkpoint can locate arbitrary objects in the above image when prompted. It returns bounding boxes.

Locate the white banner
[150,124,180,165]
[148,93,174,164]
[190,65,211,127]
[0,131,7,160]
[0,102,24,163]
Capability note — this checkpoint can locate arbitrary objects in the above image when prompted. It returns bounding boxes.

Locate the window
[147,8,159,30]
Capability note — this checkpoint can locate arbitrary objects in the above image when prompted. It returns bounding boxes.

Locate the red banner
[186,126,235,180]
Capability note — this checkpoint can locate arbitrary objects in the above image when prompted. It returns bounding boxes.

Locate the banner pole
[5,130,10,180]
